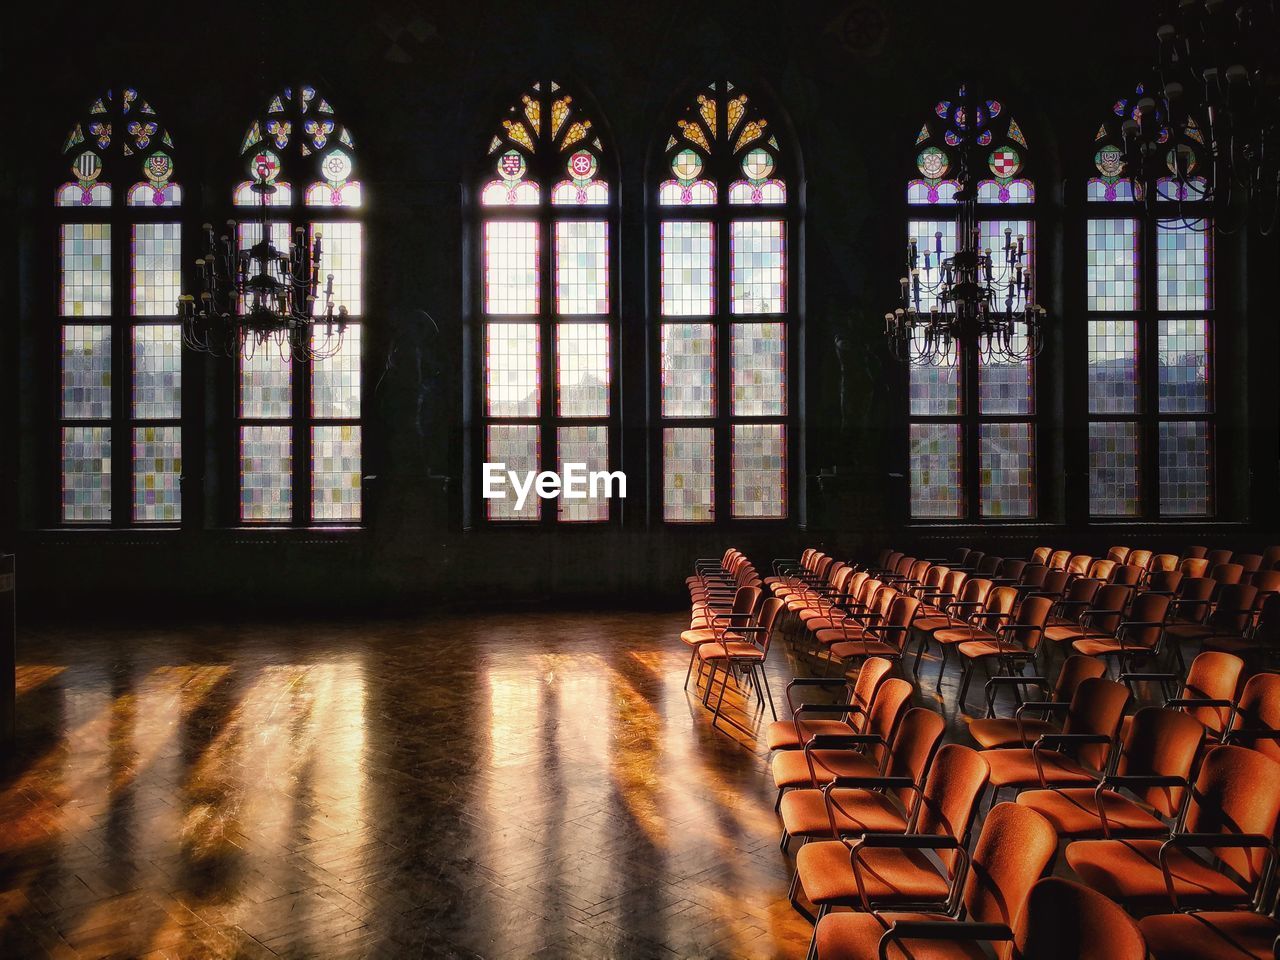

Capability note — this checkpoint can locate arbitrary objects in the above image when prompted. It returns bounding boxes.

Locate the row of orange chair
[764,653,1280,959]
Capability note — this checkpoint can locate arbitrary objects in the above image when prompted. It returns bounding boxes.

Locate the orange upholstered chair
[1211,562,1246,587]
[681,584,762,689]
[1148,567,1184,595]
[1206,548,1234,568]
[813,802,1058,960]
[688,547,742,588]
[1224,672,1280,763]
[1010,878,1148,960]
[1139,908,1278,960]
[1071,590,1172,674]
[1202,589,1280,668]
[792,744,989,926]
[1166,583,1258,671]
[778,707,944,851]
[969,654,1108,749]
[771,677,914,801]
[1185,545,1209,560]
[1031,545,1053,565]
[1047,549,1071,571]
[912,572,981,632]
[697,595,784,726]
[914,578,998,686]
[1263,544,1280,570]
[1066,744,1280,914]
[765,548,816,588]
[1017,706,1205,839]
[828,594,921,675]
[1043,582,1131,654]
[1089,558,1118,582]
[1041,577,1103,639]
[766,657,895,753]
[1128,548,1154,572]
[1107,545,1133,564]
[808,580,896,661]
[978,677,1131,800]
[953,596,1054,710]
[1180,557,1211,578]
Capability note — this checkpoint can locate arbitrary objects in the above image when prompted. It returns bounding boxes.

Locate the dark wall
[3,0,1277,613]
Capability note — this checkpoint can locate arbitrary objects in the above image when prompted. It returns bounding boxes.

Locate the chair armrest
[804,732,885,748]
[854,833,960,850]
[1032,733,1109,786]
[826,776,915,790]
[1157,833,1276,910]
[878,921,1012,960]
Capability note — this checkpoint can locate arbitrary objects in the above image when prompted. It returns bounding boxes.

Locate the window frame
[648,80,802,527]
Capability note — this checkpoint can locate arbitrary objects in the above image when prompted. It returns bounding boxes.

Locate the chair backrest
[1000,559,1028,581]
[883,595,921,647]
[1121,592,1171,650]
[1183,745,1280,885]
[964,804,1057,947]
[849,657,895,732]
[954,547,972,565]
[1085,583,1133,635]
[1148,568,1183,594]
[1248,569,1280,599]
[755,597,786,653]
[830,566,856,597]
[985,586,1018,621]
[1174,576,1216,622]
[1127,548,1153,570]
[1262,544,1280,569]
[871,585,899,622]
[909,559,932,583]
[913,744,990,870]
[824,560,849,585]
[846,570,869,600]
[1088,559,1116,581]
[1180,651,1244,738]
[941,569,968,600]
[959,577,994,609]
[1149,552,1179,573]
[871,548,892,570]
[1106,546,1131,564]
[863,677,915,769]
[1207,583,1258,633]
[730,585,763,618]
[1019,564,1048,590]
[1206,548,1234,567]
[895,555,917,577]
[1179,557,1210,578]
[1012,596,1053,650]
[1229,672,1280,763]
[1234,553,1263,575]
[1030,546,1052,565]
[1066,554,1093,577]
[1185,545,1209,560]
[813,555,836,580]
[965,550,986,570]
[1038,569,1071,599]
[1048,549,1071,570]
[1052,655,1108,702]
[1110,564,1143,586]
[858,577,883,609]
[884,707,946,811]
[1210,562,1244,586]
[977,554,1003,576]
[1011,877,1147,960]
[1062,677,1131,771]
[920,564,949,593]
[1059,576,1102,619]
[1115,707,1206,818]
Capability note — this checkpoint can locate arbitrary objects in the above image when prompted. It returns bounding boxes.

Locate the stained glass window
[656,82,796,522]
[56,89,184,525]
[1085,89,1214,517]
[477,81,616,523]
[234,85,364,523]
[907,87,1035,520]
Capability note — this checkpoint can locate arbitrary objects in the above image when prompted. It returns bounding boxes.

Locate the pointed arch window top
[57,88,179,208]
[236,85,360,208]
[482,80,609,207]
[1088,83,1209,203]
[909,85,1033,206]
[658,81,786,207]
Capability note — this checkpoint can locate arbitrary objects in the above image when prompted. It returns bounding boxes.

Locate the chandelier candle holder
[178,175,346,360]
[886,86,1047,366]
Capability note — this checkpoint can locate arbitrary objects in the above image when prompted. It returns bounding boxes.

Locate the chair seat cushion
[914,616,958,633]
[796,840,951,907]
[780,788,908,839]
[697,641,764,662]
[1066,839,1253,912]
[934,627,995,646]
[967,717,1057,750]
[765,718,856,752]
[1163,623,1217,641]
[1199,635,1256,655]
[829,639,901,661]
[1138,911,1278,960]
[956,639,1027,659]
[814,626,871,646]
[815,912,989,960]
[772,749,879,789]
[803,615,856,631]
[1044,624,1089,643]
[982,748,1100,789]
[1016,788,1168,838]
[680,628,742,647]
[1071,637,1156,658]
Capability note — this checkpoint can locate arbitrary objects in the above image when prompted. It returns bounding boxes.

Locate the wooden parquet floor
[3,608,974,959]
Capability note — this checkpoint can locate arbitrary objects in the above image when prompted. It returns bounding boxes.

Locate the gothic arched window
[1085,86,1214,517]
[474,81,618,523]
[906,88,1037,520]
[233,85,364,524]
[56,88,183,524]
[653,82,799,523]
